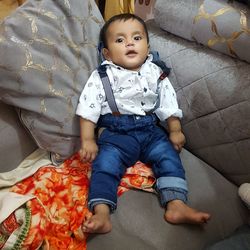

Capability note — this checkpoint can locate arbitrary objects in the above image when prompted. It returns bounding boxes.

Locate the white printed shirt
[76,55,182,124]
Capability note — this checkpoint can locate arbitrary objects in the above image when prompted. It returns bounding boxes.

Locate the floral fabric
[0,152,155,249]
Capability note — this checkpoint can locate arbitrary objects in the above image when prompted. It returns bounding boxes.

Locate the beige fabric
[0,192,34,224]
[239,183,250,209]
[0,148,50,226]
[0,148,51,188]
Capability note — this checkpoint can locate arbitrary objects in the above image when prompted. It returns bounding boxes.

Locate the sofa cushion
[0,0,103,164]
[205,225,250,250]
[154,0,250,63]
[87,149,249,250]
[147,20,250,185]
[0,102,37,172]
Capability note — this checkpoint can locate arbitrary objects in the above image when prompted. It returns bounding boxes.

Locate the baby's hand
[169,131,186,152]
[80,139,98,163]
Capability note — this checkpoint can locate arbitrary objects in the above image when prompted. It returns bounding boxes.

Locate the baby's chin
[119,61,145,72]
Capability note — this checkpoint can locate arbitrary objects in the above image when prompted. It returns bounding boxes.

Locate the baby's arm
[155,74,185,151]
[167,116,186,152]
[80,117,98,162]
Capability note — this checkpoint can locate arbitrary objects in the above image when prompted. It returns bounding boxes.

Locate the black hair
[99,13,149,49]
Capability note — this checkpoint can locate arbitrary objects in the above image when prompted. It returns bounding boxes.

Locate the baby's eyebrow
[132,31,144,36]
[115,32,126,37]
[114,31,144,37]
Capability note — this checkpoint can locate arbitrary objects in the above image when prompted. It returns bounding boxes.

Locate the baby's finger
[174,144,181,152]
[81,150,91,162]
[90,152,97,162]
[84,152,92,162]
[80,149,86,160]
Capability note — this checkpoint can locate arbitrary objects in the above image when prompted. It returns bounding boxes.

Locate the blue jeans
[88,114,188,212]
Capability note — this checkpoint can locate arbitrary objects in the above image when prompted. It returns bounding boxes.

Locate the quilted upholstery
[148,20,250,185]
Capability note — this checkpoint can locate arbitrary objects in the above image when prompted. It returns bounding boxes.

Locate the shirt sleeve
[154,77,183,121]
[76,70,105,124]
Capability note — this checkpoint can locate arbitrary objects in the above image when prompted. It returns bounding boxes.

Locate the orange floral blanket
[0,152,155,249]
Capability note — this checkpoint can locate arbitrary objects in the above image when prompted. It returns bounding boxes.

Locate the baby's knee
[93,147,124,175]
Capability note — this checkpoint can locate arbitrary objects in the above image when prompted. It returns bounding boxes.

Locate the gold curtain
[0,0,25,20]
[104,0,135,21]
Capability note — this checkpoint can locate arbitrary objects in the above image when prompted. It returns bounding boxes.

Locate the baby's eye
[115,38,124,43]
[134,35,142,41]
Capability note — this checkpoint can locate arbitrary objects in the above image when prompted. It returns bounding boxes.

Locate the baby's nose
[126,40,134,47]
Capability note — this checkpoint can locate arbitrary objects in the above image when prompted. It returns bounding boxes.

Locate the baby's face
[103,18,149,71]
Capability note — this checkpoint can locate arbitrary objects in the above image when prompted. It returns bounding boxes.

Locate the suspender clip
[159,72,167,80]
[112,111,121,116]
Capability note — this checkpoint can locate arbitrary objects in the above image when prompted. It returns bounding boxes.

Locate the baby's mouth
[126,50,137,56]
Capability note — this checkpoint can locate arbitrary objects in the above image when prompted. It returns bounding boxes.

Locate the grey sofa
[0,0,249,249]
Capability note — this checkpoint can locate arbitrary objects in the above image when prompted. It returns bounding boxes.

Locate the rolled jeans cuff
[157,176,188,191]
[159,188,188,207]
[88,198,117,213]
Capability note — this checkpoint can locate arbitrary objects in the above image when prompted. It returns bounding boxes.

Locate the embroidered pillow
[0,0,104,164]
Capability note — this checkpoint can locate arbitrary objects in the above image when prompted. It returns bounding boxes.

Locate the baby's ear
[102,48,111,60]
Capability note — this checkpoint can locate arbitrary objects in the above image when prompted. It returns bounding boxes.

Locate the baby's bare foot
[165,200,211,225]
[82,204,112,234]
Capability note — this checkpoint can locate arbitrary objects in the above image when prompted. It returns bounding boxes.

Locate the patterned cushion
[154,0,250,63]
[0,0,104,164]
